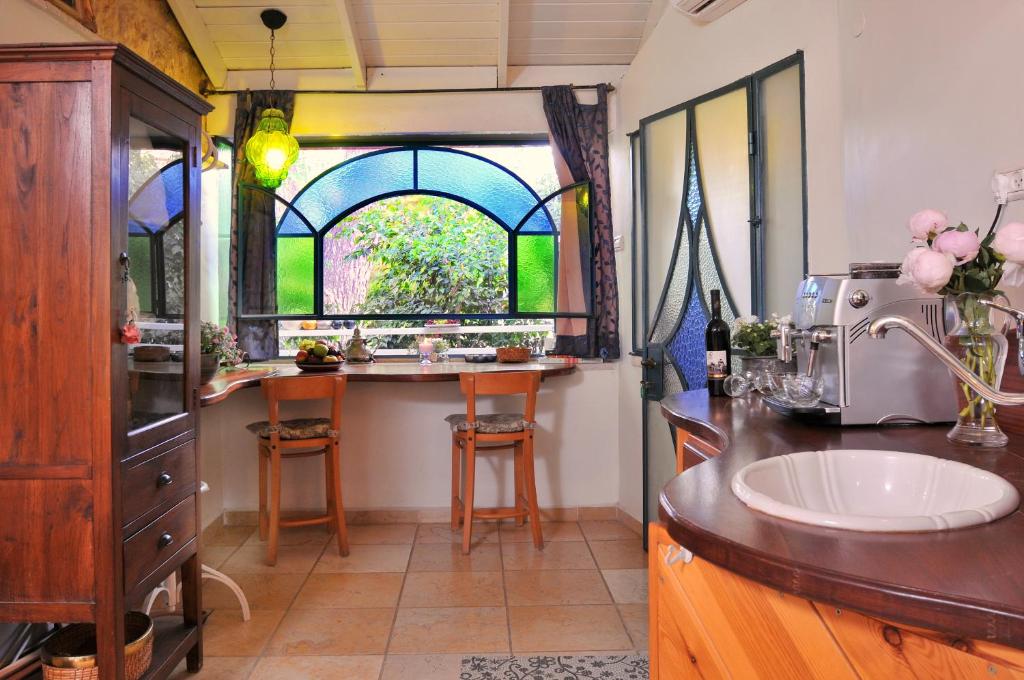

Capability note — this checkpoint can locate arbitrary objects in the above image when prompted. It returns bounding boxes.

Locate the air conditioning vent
[670,0,748,23]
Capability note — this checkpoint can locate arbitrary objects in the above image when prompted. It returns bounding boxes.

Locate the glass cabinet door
[125,115,190,438]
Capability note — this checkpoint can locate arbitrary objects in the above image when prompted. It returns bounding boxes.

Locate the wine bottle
[705,289,731,396]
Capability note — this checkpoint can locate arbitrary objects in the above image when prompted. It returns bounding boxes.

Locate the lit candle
[418,340,433,356]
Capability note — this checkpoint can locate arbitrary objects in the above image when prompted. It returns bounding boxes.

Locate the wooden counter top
[659,390,1024,648]
[199,360,577,407]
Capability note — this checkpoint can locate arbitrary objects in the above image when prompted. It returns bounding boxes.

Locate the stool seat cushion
[445,413,529,434]
[246,417,333,440]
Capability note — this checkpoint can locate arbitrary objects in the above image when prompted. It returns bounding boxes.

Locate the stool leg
[331,438,350,556]
[523,431,544,550]
[267,446,282,566]
[461,435,476,555]
[514,441,526,527]
[324,447,336,535]
[451,436,461,531]
[258,447,268,541]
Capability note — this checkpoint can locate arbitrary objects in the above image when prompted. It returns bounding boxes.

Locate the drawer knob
[158,532,174,549]
[157,472,173,487]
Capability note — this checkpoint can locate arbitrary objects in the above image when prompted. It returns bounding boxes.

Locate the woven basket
[42,612,153,680]
[496,346,531,363]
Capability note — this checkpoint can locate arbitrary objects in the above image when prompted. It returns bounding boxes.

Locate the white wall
[1,0,97,43]
[200,366,619,528]
[838,0,1024,262]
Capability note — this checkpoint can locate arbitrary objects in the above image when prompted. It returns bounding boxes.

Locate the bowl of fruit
[295,339,344,372]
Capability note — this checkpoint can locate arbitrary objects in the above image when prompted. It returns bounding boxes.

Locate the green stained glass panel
[517,234,554,312]
[128,236,153,313]
[277,237,314,314]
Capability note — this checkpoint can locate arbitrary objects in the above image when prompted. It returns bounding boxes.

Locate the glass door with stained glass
[122,104,198,454]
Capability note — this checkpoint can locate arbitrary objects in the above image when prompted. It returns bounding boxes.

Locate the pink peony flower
[993,222,1024,263]
[897,247,927,286]
[909,249,955,293]
[932,229,980,263]
[907,209,948,240]
[1001,262,1024,287]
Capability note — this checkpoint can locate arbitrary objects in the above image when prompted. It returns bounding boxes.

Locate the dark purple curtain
[228,90,295,360]
[542,85,620,360]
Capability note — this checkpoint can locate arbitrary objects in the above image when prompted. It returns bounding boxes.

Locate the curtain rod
[202,83,615,97]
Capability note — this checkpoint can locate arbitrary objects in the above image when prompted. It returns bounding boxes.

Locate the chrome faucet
[867,300,1024,406]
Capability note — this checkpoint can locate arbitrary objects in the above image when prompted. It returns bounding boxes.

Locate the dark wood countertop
[199,360,578,407]
[659,390,1024,648]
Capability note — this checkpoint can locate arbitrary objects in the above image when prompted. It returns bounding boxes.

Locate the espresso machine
[767,262,958,425]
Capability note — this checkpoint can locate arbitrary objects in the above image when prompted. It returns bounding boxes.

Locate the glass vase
[943,293,1009,447]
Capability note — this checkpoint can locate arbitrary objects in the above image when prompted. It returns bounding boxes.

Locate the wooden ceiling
[168,0,655,88]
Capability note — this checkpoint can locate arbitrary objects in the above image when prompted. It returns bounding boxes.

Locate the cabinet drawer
[123,495,196,590]
[122,440,196,527]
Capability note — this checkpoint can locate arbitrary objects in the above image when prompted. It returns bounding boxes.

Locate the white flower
[1002,261,1024,287]
[778,314,792,326]
[735,315,759,326]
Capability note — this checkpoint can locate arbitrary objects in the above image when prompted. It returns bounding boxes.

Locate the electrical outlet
[992,168,1024,204]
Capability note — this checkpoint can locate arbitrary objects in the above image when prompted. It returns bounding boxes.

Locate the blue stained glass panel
[668,291,709,390]
[277,150,415,235]
[128,159,183,235]
[418,149,551,233]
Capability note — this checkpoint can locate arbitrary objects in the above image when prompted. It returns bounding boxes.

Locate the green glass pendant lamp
[244,8,299,189]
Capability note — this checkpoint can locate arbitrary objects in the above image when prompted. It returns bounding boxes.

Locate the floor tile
[243,525,332,548]
[220,545,324,575]
[502,542,596,571]
[388,607,509,654]
[508,605,631,652]
[346,523,418,544]
[408,542,502,572]
[500,522,584,543]
[503,570,611,606]
[314,544,412,573]
[400,571,504,608]
[203,573,305,611]
[588,540,647,570]
[292,573,404,609]
[579,520,640,542]
[265,607,394,655]
[203,523,256,547]
[602,569,649,604]
[202,546,239,570]
[250,655,383,680]
[203,609,285,657]
[416,522,498,545]
[168,656,257,680]
[380,654,464,680]
[618,603,649,651]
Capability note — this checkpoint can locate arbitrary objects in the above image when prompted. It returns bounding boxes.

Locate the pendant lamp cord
[268,28,277,91]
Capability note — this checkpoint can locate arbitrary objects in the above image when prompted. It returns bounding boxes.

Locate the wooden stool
[246,374,349,566]
[447,371,543,554]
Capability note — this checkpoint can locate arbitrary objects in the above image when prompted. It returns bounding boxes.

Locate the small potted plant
[431,338,451,363]
[200,322,245,384]
[732,314,790,374]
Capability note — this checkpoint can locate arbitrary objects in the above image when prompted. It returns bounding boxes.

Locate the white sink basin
[731,449,1020,532]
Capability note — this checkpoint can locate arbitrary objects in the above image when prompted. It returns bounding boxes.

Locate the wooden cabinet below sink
[648,523,1024,679]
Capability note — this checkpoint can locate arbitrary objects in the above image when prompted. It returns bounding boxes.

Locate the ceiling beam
[166,0,228,89]
[496,0,510,87]
[332,0,367,89]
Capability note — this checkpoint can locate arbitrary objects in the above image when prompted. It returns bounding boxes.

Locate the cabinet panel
[0,480,95,605]
[0,79,96,470]
[816,604,1024,680]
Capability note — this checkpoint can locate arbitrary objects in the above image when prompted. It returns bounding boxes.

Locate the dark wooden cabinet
[0,44,211,679]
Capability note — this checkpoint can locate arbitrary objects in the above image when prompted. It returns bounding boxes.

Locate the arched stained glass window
[238,144,589,323]
[128,158,185,317]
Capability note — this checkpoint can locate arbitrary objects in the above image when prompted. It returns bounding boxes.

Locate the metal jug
[344,328,377,363]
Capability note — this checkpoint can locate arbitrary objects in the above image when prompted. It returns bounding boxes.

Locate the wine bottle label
[706,350,729,379]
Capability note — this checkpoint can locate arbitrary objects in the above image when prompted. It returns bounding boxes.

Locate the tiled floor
[170,519,648,680]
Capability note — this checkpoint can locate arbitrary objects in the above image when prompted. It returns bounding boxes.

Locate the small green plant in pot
[732,314,790,374]
[199,322,245,384]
